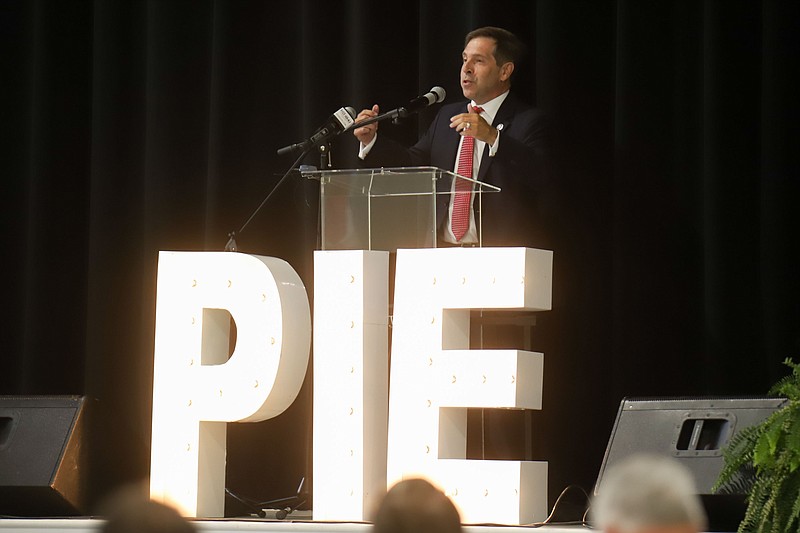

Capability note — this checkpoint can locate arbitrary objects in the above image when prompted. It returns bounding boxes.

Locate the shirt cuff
[358,134,378,160]
[488,129,500,157]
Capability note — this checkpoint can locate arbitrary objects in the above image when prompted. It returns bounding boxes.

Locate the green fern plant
[714,358,800,532]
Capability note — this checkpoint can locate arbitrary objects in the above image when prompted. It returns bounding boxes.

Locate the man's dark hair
[373,479,461,533]
[465,26,526,66]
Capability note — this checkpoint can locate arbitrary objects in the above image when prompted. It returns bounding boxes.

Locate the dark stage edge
[0,518,593,533]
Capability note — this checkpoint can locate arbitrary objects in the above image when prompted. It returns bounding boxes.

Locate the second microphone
[277,106,356,156]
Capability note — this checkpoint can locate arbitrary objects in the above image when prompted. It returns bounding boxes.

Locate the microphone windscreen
[430,86,446,103]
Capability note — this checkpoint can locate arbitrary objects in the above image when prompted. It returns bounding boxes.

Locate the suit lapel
[477,93,517,183]
[442,103,468,170]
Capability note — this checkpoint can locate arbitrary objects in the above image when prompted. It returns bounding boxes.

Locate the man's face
[460,36,513,104]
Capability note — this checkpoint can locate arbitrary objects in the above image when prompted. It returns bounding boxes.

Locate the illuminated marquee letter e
[388,247,552,524]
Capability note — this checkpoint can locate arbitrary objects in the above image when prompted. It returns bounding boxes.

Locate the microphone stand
[346,106,410,133]
[224,148,310,252]
[318,142,331,169]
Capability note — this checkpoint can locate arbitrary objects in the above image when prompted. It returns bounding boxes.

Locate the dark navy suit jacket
[362,91,551,247]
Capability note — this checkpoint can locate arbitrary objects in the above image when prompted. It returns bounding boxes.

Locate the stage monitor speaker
[594,397,786,531]
[0,395,91,516]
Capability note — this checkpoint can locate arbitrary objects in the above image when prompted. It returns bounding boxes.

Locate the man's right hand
[354,104,379,146]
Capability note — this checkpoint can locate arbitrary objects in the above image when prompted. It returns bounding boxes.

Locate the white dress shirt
[442,91,508,244]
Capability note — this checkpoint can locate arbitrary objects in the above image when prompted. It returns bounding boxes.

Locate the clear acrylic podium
[303,166,500,252]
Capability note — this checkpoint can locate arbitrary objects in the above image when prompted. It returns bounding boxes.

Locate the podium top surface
[302,166,501,197]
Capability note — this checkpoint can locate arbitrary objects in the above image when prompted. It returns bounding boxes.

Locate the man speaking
[354,27,551,248]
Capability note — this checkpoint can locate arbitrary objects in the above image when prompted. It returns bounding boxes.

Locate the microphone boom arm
[345,107,404,132]
[347,86,446,131]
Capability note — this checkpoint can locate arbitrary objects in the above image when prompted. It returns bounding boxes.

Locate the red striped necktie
[451,106,483,241]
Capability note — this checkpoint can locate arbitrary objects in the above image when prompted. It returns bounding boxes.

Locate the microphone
[277,106,357,155]
[399,86,446,116]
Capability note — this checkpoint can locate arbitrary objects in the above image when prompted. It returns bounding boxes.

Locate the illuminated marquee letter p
[150,252,311,517]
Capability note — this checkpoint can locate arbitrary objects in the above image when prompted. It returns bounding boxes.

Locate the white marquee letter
[388,247,552,524]
[313,250,389,520]
[150,252,310,517]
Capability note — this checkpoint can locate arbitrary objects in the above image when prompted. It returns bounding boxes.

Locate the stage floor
[0,518,591,533]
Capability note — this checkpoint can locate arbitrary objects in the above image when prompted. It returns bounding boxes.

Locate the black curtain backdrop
[1,0,798,513]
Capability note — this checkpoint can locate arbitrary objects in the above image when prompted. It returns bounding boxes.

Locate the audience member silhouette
[100,486,195,533]
[373,478,462,533]
[592,455,707,533]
